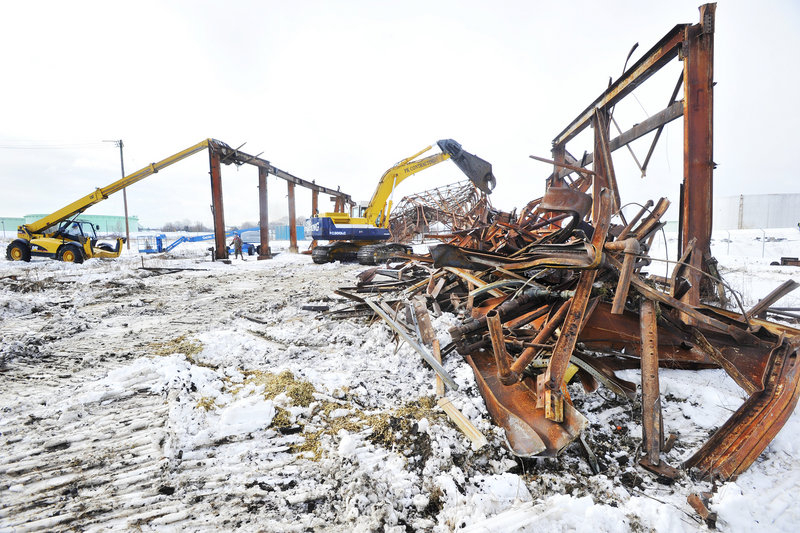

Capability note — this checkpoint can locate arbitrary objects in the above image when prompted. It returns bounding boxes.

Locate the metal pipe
[365,300,458,391]
[487,310,519,385]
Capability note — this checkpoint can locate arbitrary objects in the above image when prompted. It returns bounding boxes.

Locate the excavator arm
[309,138,496,264]
[362,139,496,228]
[364,149,449,228]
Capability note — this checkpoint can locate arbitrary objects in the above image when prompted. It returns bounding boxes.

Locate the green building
[0,217,25,238]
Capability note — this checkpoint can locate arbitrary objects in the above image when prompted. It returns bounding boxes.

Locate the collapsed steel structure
[206,141,353,260]
[329,3,800,484]
[387,181,491,244]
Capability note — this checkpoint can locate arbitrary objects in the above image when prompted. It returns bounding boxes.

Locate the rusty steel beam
[543,189,611,421]
[746,279,800,319]
[680,3,716,307]
[553,23,687,148]
[208,148,228,260]
[531,154,595,177]
[556,102,684,181]
[639,300,664,466]
[207,139,353,207]
[287,181,298,253]
[487,310,519,385]
[684,339,800,481]
[312,189,319,216]
[258,166,271,260]
[510,300,571,375]
[593,108,622,215]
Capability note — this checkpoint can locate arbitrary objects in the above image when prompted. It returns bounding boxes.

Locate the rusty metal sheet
[466,350,587,457]
[684,339,800,480]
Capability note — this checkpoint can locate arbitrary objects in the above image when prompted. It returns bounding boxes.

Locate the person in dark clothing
[231,234,244,260]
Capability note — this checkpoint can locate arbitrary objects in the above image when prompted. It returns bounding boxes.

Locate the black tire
[97,243,113,252]
[58,245,84,264]
[247,245,255,256]
[6,240,31,262]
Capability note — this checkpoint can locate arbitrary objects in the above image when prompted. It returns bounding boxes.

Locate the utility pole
[104,139,130,249]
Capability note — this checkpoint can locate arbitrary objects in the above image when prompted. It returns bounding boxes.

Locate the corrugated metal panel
[713,194,800,230]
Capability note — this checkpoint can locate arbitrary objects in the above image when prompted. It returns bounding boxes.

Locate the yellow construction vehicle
[6,140,212,264]
[309,139,496,264]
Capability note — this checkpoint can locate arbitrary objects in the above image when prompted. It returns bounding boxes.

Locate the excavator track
[357,244,412,265]
[312,243,361,264]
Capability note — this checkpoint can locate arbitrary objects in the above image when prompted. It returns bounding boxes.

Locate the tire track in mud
[1,256,364,530]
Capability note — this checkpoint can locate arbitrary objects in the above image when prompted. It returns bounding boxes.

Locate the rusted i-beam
[287,181,298,253]
[543,189,611,421]
[258,166,271,260]
[487,310,519,385]
[208,147,228,260]
[639,300,663,466]
[680,3,716,307]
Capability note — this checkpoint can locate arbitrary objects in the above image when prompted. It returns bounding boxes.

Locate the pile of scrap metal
[387,180,494,244]
[328,180,800,483]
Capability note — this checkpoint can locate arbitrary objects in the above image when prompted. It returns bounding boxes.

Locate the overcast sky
[1,0,798,228]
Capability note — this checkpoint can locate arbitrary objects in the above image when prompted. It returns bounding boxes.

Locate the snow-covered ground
[1,229,799,532]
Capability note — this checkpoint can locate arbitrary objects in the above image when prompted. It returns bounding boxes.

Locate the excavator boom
[309,138,496,264]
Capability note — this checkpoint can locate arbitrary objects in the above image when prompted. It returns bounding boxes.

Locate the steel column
[312,190,319,216]
[640,299,663,465]
[208,148,228,260]
[287,181,298,253]
[258,166,271,260]
[681,3,716,306]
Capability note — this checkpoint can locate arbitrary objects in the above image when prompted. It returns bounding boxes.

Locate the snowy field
[1,229,799,532]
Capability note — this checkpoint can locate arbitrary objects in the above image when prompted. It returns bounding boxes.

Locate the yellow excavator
[309,139,496,264]
[6,140,212,264]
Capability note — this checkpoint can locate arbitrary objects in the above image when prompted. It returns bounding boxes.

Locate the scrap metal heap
[325,2,800,487]
[387,181,493,244]
[332,179,800,483]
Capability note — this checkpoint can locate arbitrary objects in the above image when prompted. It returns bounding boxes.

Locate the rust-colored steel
[680,3,716,307]
[510,300,571,375]
[544,189,611,421]
[287,181,298,253]
[487,310,519,385]
[685,339,800,480]
[608,238,640,314]
[258,166,271,260]
[593,108,621,214]
[208,148,228,260]
[639,300,663,465]
[466,350,587,457]
[553,23,687,147]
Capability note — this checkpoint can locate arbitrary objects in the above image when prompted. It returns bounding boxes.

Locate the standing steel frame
[550,3,716,306]
[206,140,353,260]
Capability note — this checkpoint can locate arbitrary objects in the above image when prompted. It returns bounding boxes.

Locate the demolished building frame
[340,2,800,486]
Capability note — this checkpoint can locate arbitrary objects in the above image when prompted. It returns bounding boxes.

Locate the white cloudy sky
[1,0,797,228]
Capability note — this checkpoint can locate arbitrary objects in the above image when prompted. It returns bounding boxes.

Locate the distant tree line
[159,215,307,233]
[160,220,212,232]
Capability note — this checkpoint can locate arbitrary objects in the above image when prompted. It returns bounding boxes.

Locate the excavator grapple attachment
[437,139,497,195]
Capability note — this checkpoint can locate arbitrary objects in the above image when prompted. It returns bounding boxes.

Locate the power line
[0,142,107,150]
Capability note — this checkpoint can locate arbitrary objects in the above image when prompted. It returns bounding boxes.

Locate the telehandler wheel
[58,245,84,264]
[6,240,31,262]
